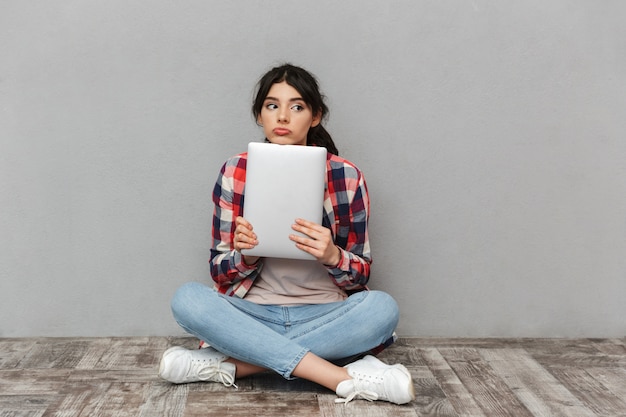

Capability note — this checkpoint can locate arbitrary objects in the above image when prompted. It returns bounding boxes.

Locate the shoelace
[335,389,378,404]
[191,360,238,389]
[335,374,383,404]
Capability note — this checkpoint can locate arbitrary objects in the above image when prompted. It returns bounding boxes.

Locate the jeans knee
[170,281,211,327]
[365,290,400,330]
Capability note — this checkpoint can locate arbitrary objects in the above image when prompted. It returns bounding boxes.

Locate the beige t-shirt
[244,258,347,306]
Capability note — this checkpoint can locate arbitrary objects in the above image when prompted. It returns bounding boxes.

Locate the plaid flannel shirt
[209,149,371,298]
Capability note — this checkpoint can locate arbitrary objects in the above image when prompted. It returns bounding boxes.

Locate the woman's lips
[273,128,291,136]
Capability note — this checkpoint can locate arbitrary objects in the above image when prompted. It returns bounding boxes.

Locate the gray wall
[1,1,624,338]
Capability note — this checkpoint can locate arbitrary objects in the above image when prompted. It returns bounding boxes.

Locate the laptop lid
[242,142,327,260]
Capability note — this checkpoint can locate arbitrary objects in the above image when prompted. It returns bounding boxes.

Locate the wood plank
[482,348,597,417]
[75,336,176,371]
[0,395,57,417]
[549,367,626,417]
[0,369,70,395]
[526,338,626,369]
[14,339,94,369]
[411,375,460,417]
[318,392,419,417]
[590,338,626,356]
[420,348,486,417]
[41,381,112,417]
[137,382,188,417]
[86,337,157,370]
[74,338,114,370]
[439,347,533,417]
[380,339,429,366]
[53,381,152,417]
[66,369,156,384]
[0,411,46,417]
[0,339,37,368]
[399,338,518,349]
[584,366,626,402]
[184,391,321,417]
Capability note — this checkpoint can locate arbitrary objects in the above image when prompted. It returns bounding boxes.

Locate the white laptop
[242,142,327,260]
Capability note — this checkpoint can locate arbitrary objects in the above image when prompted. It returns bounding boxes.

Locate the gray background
[1,1,625,338]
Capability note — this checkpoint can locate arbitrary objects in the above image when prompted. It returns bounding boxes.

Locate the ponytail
[308,125,338,156]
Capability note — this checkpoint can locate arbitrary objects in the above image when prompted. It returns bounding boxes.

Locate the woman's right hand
[234,216,260,265]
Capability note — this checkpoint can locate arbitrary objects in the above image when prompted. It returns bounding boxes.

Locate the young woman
[159,64,414,405]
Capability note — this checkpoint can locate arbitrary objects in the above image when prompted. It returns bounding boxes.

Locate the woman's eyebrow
[264,96,305,102]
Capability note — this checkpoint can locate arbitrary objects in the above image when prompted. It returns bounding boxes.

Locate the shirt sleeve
[209,157,259,286]
[326,166,371,290]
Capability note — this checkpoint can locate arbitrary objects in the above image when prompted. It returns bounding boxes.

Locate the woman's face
[257,81,321,146]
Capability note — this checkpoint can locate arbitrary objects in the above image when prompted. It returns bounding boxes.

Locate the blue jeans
[171,282,399,379]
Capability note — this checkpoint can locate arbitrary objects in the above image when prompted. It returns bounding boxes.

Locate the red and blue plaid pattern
[209,150,372,298]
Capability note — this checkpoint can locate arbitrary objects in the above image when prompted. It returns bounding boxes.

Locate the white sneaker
[158,346,237,387]
[335,355,415,405]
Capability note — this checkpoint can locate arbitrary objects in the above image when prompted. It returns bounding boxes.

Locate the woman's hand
[234,216,260,265]
[290,218,341,266]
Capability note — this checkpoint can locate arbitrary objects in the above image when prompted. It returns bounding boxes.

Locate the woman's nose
[278,110,289,123]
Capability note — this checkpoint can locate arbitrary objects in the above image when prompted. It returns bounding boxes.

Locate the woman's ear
[311,111,322,128]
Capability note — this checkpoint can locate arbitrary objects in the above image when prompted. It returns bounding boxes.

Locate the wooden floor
[1,337,625,417]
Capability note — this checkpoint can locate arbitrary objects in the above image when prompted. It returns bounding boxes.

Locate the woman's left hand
[290,218,341,266]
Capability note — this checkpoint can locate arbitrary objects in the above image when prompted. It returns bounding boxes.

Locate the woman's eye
[266,103,278,110]
[291,104,305,112]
